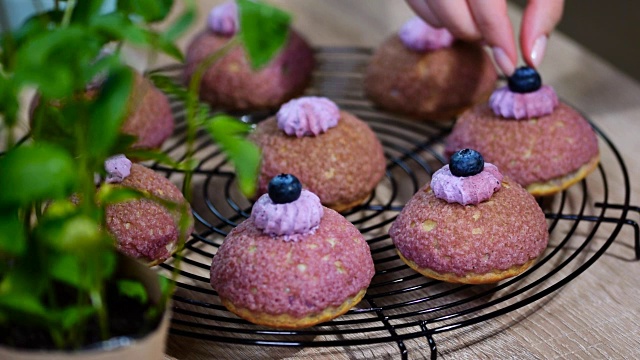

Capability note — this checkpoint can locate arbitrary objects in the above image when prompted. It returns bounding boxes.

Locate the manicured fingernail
[530,35,547,67]
[492,47,515,76]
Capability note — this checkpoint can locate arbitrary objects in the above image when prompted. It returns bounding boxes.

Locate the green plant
[0,0,291,350]
[149,0,291,198]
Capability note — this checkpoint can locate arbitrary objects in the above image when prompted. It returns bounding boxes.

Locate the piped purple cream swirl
[489,85,559,120]
[431,163,503,205]
[398,16,454,52]
[251,189,324,241]
[276,97,340,137]
[104,154,132,184]
[207,1,238,36]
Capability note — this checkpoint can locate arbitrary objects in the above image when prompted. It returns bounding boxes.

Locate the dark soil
[0,280,163,351]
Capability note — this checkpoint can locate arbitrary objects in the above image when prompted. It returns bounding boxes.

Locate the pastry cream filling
[431,163,503,205]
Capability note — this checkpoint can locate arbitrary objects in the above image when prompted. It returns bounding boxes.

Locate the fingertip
[527,35,547,68]
[467,0,517,75]
[406,0,443,28]
[520,0,564,68]
[492,46,516,76]
[426,0,482,41]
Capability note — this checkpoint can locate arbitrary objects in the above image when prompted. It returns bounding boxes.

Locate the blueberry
[449,149,484,177]
[268,174,302,204]
[507,66,542,93]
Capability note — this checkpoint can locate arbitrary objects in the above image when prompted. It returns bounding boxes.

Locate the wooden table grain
[149,1,640,359]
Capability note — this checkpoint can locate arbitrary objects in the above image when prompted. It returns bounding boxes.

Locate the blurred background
[2,0,639,82]
[513,0,640,82]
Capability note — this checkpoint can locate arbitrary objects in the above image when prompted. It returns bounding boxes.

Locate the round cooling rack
[147,47,638,360]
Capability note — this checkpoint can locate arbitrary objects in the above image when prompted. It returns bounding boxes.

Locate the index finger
[468,0,517,75]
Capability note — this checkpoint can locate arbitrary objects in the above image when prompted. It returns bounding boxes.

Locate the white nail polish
[531,36,548,67]
[492,47,515,76]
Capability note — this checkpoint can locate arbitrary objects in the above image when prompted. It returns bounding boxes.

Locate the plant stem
[90,286,109,340]
[22,206,32,236]
[35,200,43,219]
[162,37,241,306]
[0,1,10,33]
[182,37,240,200]
[49,329,65,349]
[46,284,65,348]
[3,122,15,151]
[162,202,191,305]
[61,0,76,27]
[114,40,124,55]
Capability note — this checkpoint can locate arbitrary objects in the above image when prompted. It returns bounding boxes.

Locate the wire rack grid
[147,47,638,360]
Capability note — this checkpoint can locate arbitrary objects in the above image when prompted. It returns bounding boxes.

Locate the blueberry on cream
[449,149,484,177]
[507,66,542,94]
[268,173,303,204]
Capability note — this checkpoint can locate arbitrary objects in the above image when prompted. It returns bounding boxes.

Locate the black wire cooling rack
[148,47,639,359]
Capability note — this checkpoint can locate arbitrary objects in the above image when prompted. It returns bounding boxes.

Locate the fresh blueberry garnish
[507,66,542,93]
[449,149,484,177]
[268,174,302,204]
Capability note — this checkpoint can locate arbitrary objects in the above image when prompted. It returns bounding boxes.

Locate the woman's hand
[406,0,564,75]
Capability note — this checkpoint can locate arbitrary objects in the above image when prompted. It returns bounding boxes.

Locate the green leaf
[158,273,172,296]
[154,274,173,311]
[35,213,103,253]
[30,97,78,154]
[204,115,261,197]
[14,26,100,98]
[226,138,261,197]
[90,12,148,45]
[117,0,174,23]
[206,115,253,137]
[117,279,148,304]
[124,148,198,172]
[51,305,97,330]
[150,33,185,61]
[108,133,139,155]
[1,10,64,70]
[48,250,116,291]
[10,10,64,44]
[44,199,77,217]
[0,293,49,323]
[0,144,77,209]
[72,0,107,24]
[91,13,185,60]
[97,250,117,280]
[96,184,144,205]
[87,65,134,158]
[124,148,181,167]
[148,73,188,100]
[0,74,19,127]
[0,210,26,257]
[163,3,196,42]
[237,0,291,69]
[148,73,214,127]
[48,254,90,291]
[0,259,47,300]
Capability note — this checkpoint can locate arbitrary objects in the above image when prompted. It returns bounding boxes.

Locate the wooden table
[148,1,640,359]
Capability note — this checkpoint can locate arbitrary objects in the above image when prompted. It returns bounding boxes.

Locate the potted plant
[0,0,192,357]
[0,0,291,357]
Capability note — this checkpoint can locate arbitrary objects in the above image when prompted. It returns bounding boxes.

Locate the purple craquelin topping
[251,189,324,241]
[104,154,132,184]
[276,96,340,137]
[489,85,559,120]
[398,16,455,52]
[207,1,238,36]
[431,163,503,205]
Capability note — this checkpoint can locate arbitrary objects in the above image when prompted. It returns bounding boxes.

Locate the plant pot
[0,255,171,360]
